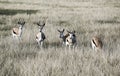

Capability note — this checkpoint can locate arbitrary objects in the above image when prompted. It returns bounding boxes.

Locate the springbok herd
[11,19,103,51]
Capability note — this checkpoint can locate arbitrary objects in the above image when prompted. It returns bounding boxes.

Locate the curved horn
[18,18,25,25]
[73,30,76,33]
[62,29,65,32]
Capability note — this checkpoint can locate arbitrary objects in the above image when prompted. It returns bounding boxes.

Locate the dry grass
[0,0,120,76]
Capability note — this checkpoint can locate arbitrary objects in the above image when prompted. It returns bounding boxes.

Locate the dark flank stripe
[92,39,97,47]
[42,33,46,40]
[13,30,17,34]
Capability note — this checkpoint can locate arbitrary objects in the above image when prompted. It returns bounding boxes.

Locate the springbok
[91,36,103,51]
[58,29,77,48]
[35,21,46,47]
[57,29,68,45]
[12,19,25,41]
[66,30,77,48]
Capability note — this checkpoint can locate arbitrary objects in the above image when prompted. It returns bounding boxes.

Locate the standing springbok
[12,19,25,41]
[57,29,68,45]
[91,36,103,51]
[58,29,77,48]
[35,21,46,47]
[66,30,77,48]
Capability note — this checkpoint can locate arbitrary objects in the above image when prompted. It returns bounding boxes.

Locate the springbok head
[57,29,65,38]
[36,21,45,32]
[67,30,76,40]
[66,30,77,47]
[17,18,25,28]
[11,18,25,42]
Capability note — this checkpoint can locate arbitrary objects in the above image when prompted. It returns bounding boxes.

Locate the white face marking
[69,34,73,39]
[69,32,75,40]
[60,32,64,38]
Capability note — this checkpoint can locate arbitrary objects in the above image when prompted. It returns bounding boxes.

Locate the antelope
[35,21,46,47]
[66,30,77,48]
[57,29,68,45]
[57,29,77,48]
[91,36,103,51]
[12,19,25,41]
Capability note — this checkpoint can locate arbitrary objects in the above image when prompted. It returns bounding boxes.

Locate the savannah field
[0,0,120,76]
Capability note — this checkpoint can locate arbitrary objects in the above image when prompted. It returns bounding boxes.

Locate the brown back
[92,36,103,49]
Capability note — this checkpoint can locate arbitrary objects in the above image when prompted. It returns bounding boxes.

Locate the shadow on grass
[0,9,38,15]
[95,20,120,24]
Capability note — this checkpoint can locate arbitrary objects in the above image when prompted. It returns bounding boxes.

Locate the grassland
[0,0,120,76]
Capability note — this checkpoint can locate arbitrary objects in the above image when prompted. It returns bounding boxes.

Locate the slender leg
[69,45,71,50]
[37,41,40,48]
[41,41,43,47]
[19,37,22,43]
[73,43,77,49]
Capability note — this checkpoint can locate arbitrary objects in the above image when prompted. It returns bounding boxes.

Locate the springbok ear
[62,29,65,32]
[43,23,45,26]
[57,29,61,32]
[37,23,40,26]
[73,30,76,33]
[22,22,25,25]
[18,21,21,25]
[67,30,70,33]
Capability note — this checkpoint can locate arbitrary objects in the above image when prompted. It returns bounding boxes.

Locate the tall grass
[0,0,120,76]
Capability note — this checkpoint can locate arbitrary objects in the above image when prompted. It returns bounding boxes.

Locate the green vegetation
[0,9,38,15]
